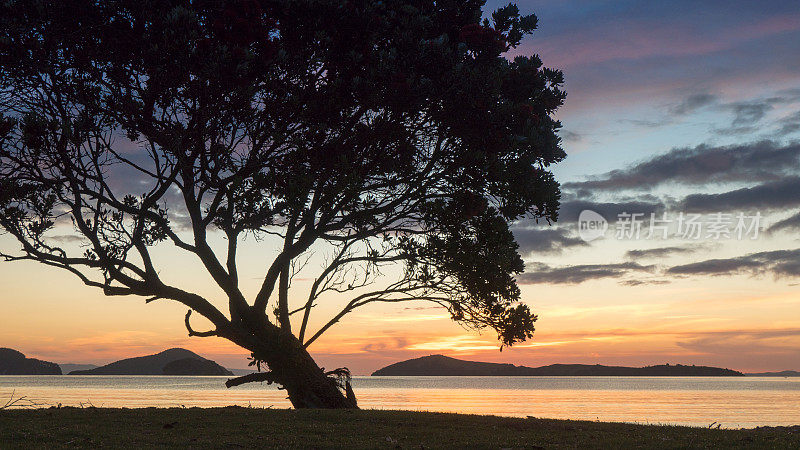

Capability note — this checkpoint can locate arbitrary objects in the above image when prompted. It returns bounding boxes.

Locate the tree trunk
[225,321,358,409]
[267,340,356,409]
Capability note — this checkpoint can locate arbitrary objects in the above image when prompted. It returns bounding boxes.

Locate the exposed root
[324,367,352,390]
[325,367,358,408]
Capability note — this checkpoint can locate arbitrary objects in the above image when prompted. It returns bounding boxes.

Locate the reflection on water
[1,375,798,428]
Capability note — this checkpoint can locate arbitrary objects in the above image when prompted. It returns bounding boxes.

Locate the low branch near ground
[225,372,278,388]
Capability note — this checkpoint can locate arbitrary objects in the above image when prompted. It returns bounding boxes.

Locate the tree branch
[184,310,218,337]
[225,371,278,388]
[303,282,447,347]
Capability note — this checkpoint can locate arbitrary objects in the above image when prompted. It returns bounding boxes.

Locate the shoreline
[2,407,798,448]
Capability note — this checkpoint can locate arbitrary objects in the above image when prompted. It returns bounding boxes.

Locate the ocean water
[1,375,798,428]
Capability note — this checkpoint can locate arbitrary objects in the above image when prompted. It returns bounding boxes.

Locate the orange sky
[2,229,798,375]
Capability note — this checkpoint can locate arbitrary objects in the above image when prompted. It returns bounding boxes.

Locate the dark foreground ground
[1,407,798,449]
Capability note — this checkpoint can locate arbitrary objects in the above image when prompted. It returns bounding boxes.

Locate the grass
[1,407,798,448]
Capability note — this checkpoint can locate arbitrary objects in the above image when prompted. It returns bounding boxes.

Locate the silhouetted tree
[0,0,565,408]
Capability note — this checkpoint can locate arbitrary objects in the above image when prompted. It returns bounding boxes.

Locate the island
[745,370,800,377]
[162,357,233,376]
[371,354,745,376]
[0,348,62,375]
[67,348,233,376]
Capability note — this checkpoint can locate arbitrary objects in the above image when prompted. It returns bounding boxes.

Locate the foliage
[0,0,566,396]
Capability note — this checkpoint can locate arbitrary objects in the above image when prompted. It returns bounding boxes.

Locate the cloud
[768,211,800,233]
[712,125,759,136]
[518,262,655,285]
[405,335,504,352]
[670,93,718,116]
[713,91,800,134]
[360,337,410,354]
[501,0,800,118]
[623,90,800,133]
[564,141,800,192]
[526,10,800,69]
[676,328,800,356]
[777,110,800,136]
[667,248,800,278]
[618,279,670,286]
[512,227,587,255]
[679,176,800,212]
[620,118,669,128]
[728,101,773,126]
[625,246,700,260]
[47,234,84,243]
[558,199,665,223]
[534,326,800,342]
[559,130,583,142]
[618,93,719,130]
[776,87,800,99]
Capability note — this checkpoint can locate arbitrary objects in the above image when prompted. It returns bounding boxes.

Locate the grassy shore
[1,407,798,448]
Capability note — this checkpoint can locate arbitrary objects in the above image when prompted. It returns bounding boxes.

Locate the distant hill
[68,348,232,376]
[0,348,61,375]
[371,355,745,377]
[745,370,800,377]
[58,363,98,374]
[162,357,232,376]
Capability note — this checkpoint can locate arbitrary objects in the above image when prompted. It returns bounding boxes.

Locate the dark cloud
[518,262,655,285]
[618,279,670,286]
[558,199,665,223]
[620,92,718,129]
[714,92,800,135]
[728,101,773,126]
[667,248,800,278]
[768,211,800,233]
[712,125,758,136]
[560,188,595,202]
[560,130,583,143]
[512,227,587,255]
[625,246,699,260]
[623,89,799,131]
[775,88,800,100]
[670,93,718,116]
[679,176,800,212]
[777,110,800,136]
[620,118,669,128]
[564,141,800,192]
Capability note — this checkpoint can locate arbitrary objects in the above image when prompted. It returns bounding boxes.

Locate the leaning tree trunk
[224,321,358,409]
[263,338,356,409]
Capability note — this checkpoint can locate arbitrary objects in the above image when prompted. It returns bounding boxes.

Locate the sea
[1,375,798,428]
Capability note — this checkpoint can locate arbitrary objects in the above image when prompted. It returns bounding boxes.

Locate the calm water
[2,375,799,428]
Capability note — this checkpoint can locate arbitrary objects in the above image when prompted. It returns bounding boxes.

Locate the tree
[0,0,566,408]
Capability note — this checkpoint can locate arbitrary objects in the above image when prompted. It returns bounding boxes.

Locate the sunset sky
[2,0,800,375]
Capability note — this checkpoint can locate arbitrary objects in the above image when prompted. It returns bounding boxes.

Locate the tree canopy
[0,0,566,407]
